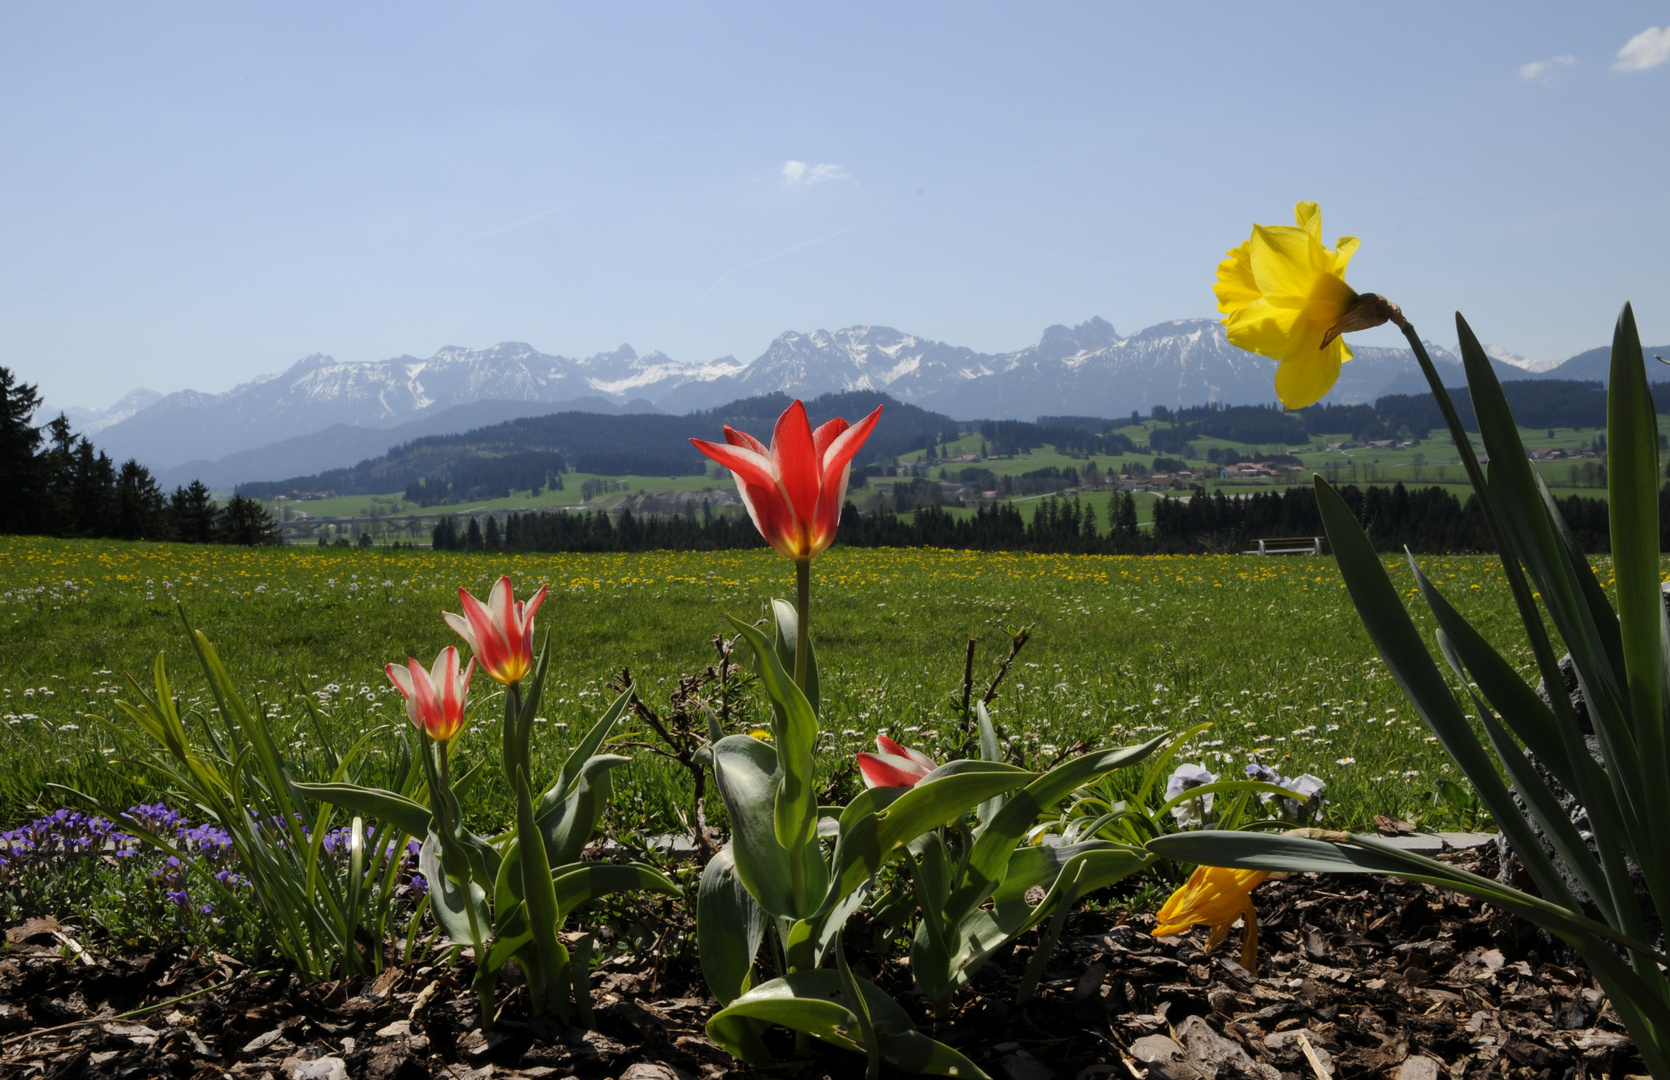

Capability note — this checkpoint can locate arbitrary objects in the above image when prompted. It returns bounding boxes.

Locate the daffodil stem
[794,558,810,694]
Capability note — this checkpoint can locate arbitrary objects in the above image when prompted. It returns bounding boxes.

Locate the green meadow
[2,534,1593,839]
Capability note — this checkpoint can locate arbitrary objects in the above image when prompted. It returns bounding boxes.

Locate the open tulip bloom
[856,734,938,789]
[445,576,547,687]
[689,399,881,565]
[690,399,881,693]
[386,646,474,743]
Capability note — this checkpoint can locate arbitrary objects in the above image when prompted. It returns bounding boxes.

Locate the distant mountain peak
[1038,316,1120,356]
[1487,343,1563,373]
[83,318,1637,483]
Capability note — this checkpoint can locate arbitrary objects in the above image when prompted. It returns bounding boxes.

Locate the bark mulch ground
[0,846,1646,1079]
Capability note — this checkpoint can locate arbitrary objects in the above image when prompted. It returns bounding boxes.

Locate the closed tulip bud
[856,734,938,789]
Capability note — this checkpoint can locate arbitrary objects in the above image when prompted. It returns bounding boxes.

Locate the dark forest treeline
[0,367,280,544]
[1122,380,1668,449]
[431,506,768,553]
[242,391,964,501]
[423,482,1644,557]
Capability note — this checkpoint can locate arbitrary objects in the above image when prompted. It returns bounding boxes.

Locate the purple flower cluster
[0,804,244,916]
[315,829,427,898]
[0,807,140,866]
[1,802,427,919]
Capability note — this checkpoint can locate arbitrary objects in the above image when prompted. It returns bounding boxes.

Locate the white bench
[1244,536,1324,556]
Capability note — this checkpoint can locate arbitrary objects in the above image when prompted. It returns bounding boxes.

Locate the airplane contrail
[691,218,884,303]
[461,206,568,245]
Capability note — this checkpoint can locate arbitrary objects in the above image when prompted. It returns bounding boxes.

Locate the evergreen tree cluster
[979,419,1136,458]
[430,506,766,553]
[414,481,1632,558]
[0,366,278,544]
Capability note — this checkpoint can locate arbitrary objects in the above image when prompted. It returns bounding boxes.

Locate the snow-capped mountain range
[56,315,1566,485]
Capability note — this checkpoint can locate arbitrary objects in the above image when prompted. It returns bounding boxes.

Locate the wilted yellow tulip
[1153,864,1269,973]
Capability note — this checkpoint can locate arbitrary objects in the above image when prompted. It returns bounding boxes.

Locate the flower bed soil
[0,847,1645,1079]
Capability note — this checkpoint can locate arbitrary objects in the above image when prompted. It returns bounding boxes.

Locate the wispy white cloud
[1519,54,1576,83]
[781,160,850,187]
[1615,26,1670,72]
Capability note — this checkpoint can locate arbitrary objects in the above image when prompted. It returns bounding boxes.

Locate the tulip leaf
[697,845,767,1006]
[706,970,989,1078]
[975,702,1006,826]
[419,829,490,949]
[536,685,632,819]
[291,782,433,839]
[726,615,820,872]
[485,920,533,974]
[537,754,631,867]
[949,737,1162,921]
[516,764,570,1017]
[509,634,553,780]
[824,759,1033,914]
[549,861,679,913]
[771,598,820,717]
[916,841,1147,1005]
[710,734,799,917]
[1015,845,1149,1003]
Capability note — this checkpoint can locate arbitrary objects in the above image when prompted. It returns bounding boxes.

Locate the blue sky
[4,4,1668,409]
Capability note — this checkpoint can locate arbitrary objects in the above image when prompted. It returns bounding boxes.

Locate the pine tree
[217,494,280,545]
[431,516,459,550]
[1114,492,1139,544]
[0,367,44,533]
[464,516,483,550]
[68,440,116,536]
[484,515,502,549]
[114,460,168,540]
[171,481,218,543]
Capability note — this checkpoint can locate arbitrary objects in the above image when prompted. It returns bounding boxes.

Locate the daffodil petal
[1293,200,1322,240]
[1274,339,1348,409]
[1332,235,1360,271]
[1248,224,1327,303]
[1214,241,1261,317]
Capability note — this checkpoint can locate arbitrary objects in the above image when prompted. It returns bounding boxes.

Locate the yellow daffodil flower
[1215,201,1366,410]
[1152,864,1269,973]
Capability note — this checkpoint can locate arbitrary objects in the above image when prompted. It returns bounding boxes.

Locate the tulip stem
[503,682,524,784]
[794,558,811,694]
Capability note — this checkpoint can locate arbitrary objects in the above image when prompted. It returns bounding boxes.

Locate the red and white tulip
[690,399,882,562]
[444,576,547,686]
[857,734,938,789]
[386,646,474,742]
